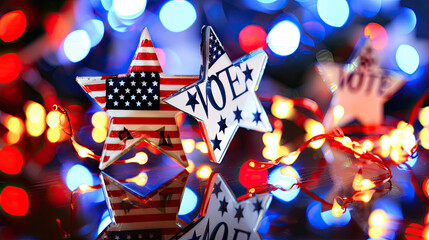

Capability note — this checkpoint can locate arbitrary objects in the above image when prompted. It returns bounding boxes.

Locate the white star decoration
[164,26,272,164]
[318,40,405,130]
[172,173,271,240]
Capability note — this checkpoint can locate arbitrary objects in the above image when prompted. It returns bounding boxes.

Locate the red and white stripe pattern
[98,170,189,240]
[76,28,199,170]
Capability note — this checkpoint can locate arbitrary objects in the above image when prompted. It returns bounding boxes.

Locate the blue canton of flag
[106,71,160,110]
[208,29,226,68]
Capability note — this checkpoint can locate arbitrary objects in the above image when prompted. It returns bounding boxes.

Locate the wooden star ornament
[318,40,405,130]
[76,28,199,170]
[171,173,272,240]
[164,26,272,164]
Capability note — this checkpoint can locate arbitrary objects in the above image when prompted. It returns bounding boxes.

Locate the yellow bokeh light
[196,142,208,154]
[182,139,195,153]
[125,152,148,165]
[47,127,61,143]
[369,209,388,227]
[354,190,375,203]
[368,226,385,238]
[423,225,429,240]
[196,166,212,179]
[25,101,46,123]
[379,135,391,151]
[91,112,109,128]
[5,116,21,133]
[6,131,20,145]
[419,107,429,127]
[126,172,148,186]
[390,149,401,163]
[389,129,403,148]
[263,146,279,160]
[186,159,195,173]
[401,132,416,152]
[280,151,299,165]
[92,127,107,143]
[333,105,345,121]
[46,111,61,128]
[25,119,46,137]
[262,130,282,148]
[272,96,294,119]
[280,166,300,180]
[425,211,429,225]
[362,140,374,151]
[419,128,429,149]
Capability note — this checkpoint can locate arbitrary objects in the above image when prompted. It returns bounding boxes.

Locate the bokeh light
[268,166,300,202]
[239,160,269,189]
[419,107,429,127]
[46,110,61,128]
[196,166,212,179]
[303,21,325,43]
[159,1,197,32]
[267,20,300,56]
[423,177,429,199]
[178,187,198,215]
[350,0,381,18]
[65,164,93,191]
[396,44,419,74]
[0,186,29,216]
[182,139,195,153]
[97,210,112,235]
[396,7,417,34]
[113,0,146,19]
[271,96,294,119]
[0,10,27,42]
[63,30,91,63]
[196,142,208,153]
[364,23,388,51]
[317,0,349,27]
[5,116,22,133]
[321,207,351,226]
[0,53,21,83]
[126,172,148,186]
[0,146,23,175]
[82,19,105,47]
[239,25,268,53]
[25,102,45,123]
[47,127,61,143]
[91,112,109,128]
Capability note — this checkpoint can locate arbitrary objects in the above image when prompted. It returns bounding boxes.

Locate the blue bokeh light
[350,0,381,18]
[396,7,417,34]
[112,0,146,19]
[396,44,419,75]
[66,164,93,191]
[317,0,349,27]
[267,20,301,56]
[159,1,197,32]
[97,210,112,235]
[268,166,300,202]
[321,208,351,227]
[307,200,329,229]
[63,30,91,63]
[82,19,105,47]
[178,187,198,215]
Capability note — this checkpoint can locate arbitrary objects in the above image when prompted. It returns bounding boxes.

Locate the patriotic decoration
[76,28,199,170]
[164,26,272,164]
[318,40,405,130]
[97,170,189,240]
[172,173,272,240]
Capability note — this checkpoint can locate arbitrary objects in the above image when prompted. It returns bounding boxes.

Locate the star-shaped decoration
[217,116,228,134]
[253,111,261,124]
[164,26,272,164]
[76,28,199,170]
[212,181,222,198]
[171,173,272,240]
[318,40,405,130]
[189,231,200,240]
[97,170,189,240]
[253,199,263,215]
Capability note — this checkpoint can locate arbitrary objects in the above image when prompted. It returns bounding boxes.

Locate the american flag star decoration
[171,173,272,240]
[164,26,272,164]
[317,40,405,130]
[97,170,189,240]
[76,28,199,170]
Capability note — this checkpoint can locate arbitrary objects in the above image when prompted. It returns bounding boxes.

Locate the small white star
[148,101,152,106]
[136,101,141,106]
[125,88,130,93]
[108,80,113,86]
[136,88,142,94]
[113,101,118,106]
[114,87,119,93]
[218,50,222,55]
[210,35,213,40]
[129,72,135,77]
[152,80,158,86]
[142,95,147,100]
[213,55,216,59]
[214,47,217,51]
[119,80,125,86]
[131,95,136,100]
[115,235,120,240]
[142,81,147,86]
[151,72,156,78]
[153,94,158,100]
[148,88,153,93]
[108,94,113,100]
[125,101,130,106]
[131,81,136,86]
[119,95,124,100]
[140,72,146,77]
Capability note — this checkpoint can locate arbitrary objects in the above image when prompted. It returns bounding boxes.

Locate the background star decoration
[164,26,272,164]
[76,28,199,170]
[171,173,272,240]
[317,40,405,130]
[97,170,189,240]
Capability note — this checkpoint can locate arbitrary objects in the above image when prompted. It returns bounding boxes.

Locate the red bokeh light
[364,23,388,51]
[239,159,268,189]
[0,146,23,175]
[0,186,29,216]
[239,25,268,53]
[0,10,27,42]
[0,53,21,83]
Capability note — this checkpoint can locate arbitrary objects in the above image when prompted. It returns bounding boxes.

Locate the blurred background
[0,0,428,239]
